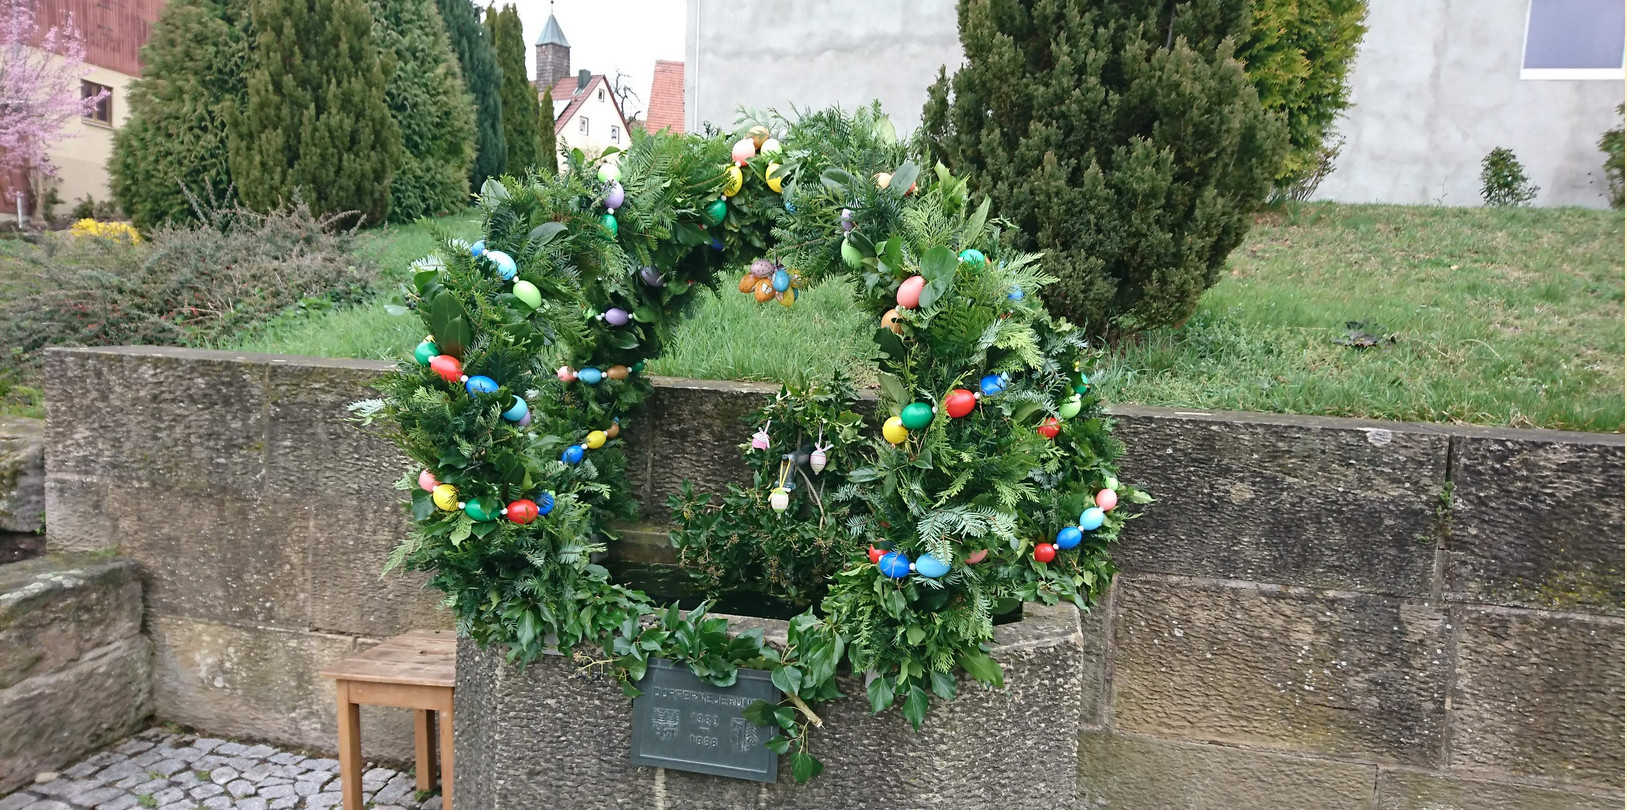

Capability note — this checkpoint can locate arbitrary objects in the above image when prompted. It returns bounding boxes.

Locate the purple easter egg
[640,266,666,287]
[604,182,625,210]
[841,208,855,232]
[604,307,630,326]
[517,412,532,427]
[750,259,774,278]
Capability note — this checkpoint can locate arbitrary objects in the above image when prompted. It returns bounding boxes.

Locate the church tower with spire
[534,4,570,90]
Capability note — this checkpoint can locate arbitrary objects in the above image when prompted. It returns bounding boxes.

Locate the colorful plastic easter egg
[750,258,775,278]
[605,421,621,439]
[1096,489,1119,511]
[769,486,790,513]
[561,445,585,464]
[840,208,854,232]
[810,448,828,473]
[711,235,725,250]
[723,165,743,197]
[414,340,438,366]
[603,307,630,326]
[600,214,618,236]
[772,269,791,292]
[748,125,771,148]
[432,484,458,511]
[430,355,462,383]
[703,198,727,226]
[760,137,782,157]
[556,365,577,382]
[506,499,538,524]
[606,365,629,381]
[868,545,886,564]
[578,367,603,385]
[1008,286,1024,301]
[944,390,975,419]
[465,375,498,395]
[881,308,903,334]
[765,162,784,192]
[464,499,495,522]
[469,240,486,257]
[486,250,516,280]
[882,416,908,444]
[1037,416,1061,439]
[914,553,950,578]
[596,163,620,183]
[874,172,893,189]
[731,137,756,165]
[517,412,532,427]
[512,280,542,310]
[536,492,555,516]
[1074,372,1091,394]
[1055,526,1083,550]
[958,248,986,265]
[841,239,862,269]
[738,273,758,293]
[501,396,528,422]
[1059,394,1082,420]
[1080,506,1106,531]
[641,266,666,287]
[754,280,775,302]
[604,181,625,210]
[418,470,438,491]
[896,276,925,309]
[900,402,934,431]
[979,373,1006,397]
[582,430,606,450]
[878,552,911,578]
[964,548,989,564]
[778,288,796,307]
[1033,543,1057,563]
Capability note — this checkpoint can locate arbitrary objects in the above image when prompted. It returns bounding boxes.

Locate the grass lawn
[230,202,1624,433]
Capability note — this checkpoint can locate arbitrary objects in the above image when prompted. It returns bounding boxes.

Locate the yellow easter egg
[778,288,796,307]
[882,416,908,444]
[874,172,893,190]
[748,125,771,148]
[432,484,458,511]
[585,430,607,449]
[765,162,784,193]
[723,165,743,197]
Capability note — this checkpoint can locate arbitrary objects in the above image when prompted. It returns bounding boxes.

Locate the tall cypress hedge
[370,0,476,221]
[434,0,506,188]
[922,0,1287,334]
[485,4,540,174]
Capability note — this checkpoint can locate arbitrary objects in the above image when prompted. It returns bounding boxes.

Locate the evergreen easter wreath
[372,106,1149,780]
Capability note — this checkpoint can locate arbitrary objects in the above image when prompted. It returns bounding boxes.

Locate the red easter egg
[964,548,989,565]
[506,499,539,524]
[944,389,976,418]
[429,354,462,383]
[1096,488,1119,511]
[1037,416,1061,439]
[896,276,926,309]
[1033,543,1057,563]
[867,546,886,564]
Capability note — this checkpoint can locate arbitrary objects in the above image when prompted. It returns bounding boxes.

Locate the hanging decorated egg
[841,239,862,269]
[896,276,925,309]
[882,416,909,444]
[1096,489,1119,511]
[914,553,950,578]
[604,181,625,210]
[1074,371,1091,394]
[517,412,532,428]
[754,280,775,302]
[414,339,439,366]
[769,486,790,513]
[979,373,1006,397]
[1037,416,1061,439]
[485,250,516,280]
[600,214,618,236]
[944,389,976,418]
[750,424,771,451]
[1059,394,1082,420]
[711,235,725,250]
[578,367,603,385]
[603,307,630,326]
[878,552,911,578]
[605,420,621,439]
[465,375,498,394]
[731,137,756,165]
[778,288,797,307]
[760,137,782,157]
[868,546,886,564]
[1055,526,1083,550]
[722,166,743,197]
[900,402,934,431]
[784,198,796,214]
[501,396,529,422]
[596,163,621,183]
[747,125,771,148]
[1080,506,1106,531]
[703,198,728,226]
[641,266,666,287]
[765,162,784,193]
[750,258,775,278]
[470,240,486,257]
[561,445,585,464]
[958,248,986,265]
[557,365,577,383]
[964,548,989,565]
[738,273,758,293]
[465,499,496,522]
[772,269,791,292]
[840,208,854,232]
[1008,286,1024,301]
[512,280,542,310]
[1033,543,1057,563]
[418,470,439,491]
[607,365,630,381]
[506,499,539,524]
[810,447,828,473]
[432,484,458,511]
[874,172,893,189]
[430,355,463,383]
[881,308,903,334]
[536,492,555,516]
[582,430,607,450]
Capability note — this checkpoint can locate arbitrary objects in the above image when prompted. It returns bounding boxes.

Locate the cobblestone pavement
[2,727,441,810]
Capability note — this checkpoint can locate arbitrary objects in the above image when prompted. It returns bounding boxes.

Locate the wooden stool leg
[335,680,364,810]
[438,690,454,810]
[414,709,438,792]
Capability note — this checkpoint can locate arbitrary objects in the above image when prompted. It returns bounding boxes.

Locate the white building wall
[554,81,632,168]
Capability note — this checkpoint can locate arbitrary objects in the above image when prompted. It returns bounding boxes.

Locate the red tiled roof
[543,74,629,138]
[644,60,684,135]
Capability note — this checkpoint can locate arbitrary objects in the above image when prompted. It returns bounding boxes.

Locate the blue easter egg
[710,236,725,250]
[878,552,911,579]
[561,445,585,464]
[772,269,791,292]
[914,553,950,578]
[784,199,797,214]
[1055,526,1082,550]
[501,396,528,422]
[578,367,603,385]
[470,240,485,257]
[465,375,498,394]
[1008,286,1024,301]
[958,248,985,265]
[979,374,1007,397]
[1080,507,1105,531]
[486,250,517,280]
[535,492,554,515]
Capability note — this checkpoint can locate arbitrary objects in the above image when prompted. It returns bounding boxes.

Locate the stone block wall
[42,347,1625,807]
[0,553,152,794]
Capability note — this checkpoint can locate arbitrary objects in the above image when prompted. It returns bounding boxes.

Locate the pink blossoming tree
[0,0,105,215]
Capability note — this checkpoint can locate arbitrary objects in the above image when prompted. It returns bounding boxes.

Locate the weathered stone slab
[147,616,414,762]
[1078,730,1377,809]
[1446,427,1625,614]
[1112,574,1451,766]
[632,377,780,521]
[305,497,448,637]
[1078,581,1113,730]
[0,416,43,533]
[1450,605,1624,788]
[263,358,401,506]
[42,474,113,553]
[0,554,141,688]
[1110,407,1447,596]
[455,602,1084,809]
[1376,769,1622,810]
[0,636,153,794]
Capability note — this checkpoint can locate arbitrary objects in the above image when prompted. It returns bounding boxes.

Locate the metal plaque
[630,658,779,782]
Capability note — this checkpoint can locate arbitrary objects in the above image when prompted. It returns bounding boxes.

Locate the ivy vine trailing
[370,104,1149,781]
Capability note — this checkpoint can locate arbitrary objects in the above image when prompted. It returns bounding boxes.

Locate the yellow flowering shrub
[69,218,142,244]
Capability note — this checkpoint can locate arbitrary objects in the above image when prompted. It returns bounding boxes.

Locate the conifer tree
[538,85,556,169]
[922,0,1287,334]
[226,0,402,224]
[434,0,506,188]
[109,0,247,230]
[370,0,477,221]
[485,4,540,173]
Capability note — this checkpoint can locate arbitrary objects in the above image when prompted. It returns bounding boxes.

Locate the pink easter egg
[557,366,577,382]
[896,276,926,309]
[418,470,438,491]
[731,138,756,166]
[1096,488,1119,511]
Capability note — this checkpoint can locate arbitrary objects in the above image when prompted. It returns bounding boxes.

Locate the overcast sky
[514,0,686,121]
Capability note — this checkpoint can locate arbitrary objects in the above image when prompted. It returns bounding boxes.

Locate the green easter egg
[703,198,728,226]
[512,279,542,310]
[464,499,495,522]
[601,214,618,236]
[900,401,935,431]
[841,239,862,269]
[414,340,438,365]
[1059,394,1082,420]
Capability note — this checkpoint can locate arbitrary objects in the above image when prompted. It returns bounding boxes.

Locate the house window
[81,81,112,124]
[580,117,589,134]
[610,125,620,143]
[1522,0,1625,79]
[598,89,605,101]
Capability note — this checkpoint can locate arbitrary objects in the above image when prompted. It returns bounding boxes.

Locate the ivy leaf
[876,372,907,406]
[528,221,567,245]
[888,162,919,198]
[930,670,957,700]
[962,196,990,243]
[866,675,895,714]
[958,651,1005,687]
[902,685,930,730]
[771,665,803,696]
[765,736,791,754]
[905,625,926,645]
[410,489,434,521]
[918,246,957,282]
[430,291,472,358]
[790,752,823,783]
[873,328,906,362]
[1128,489,1154,504]
[741,699,778,727]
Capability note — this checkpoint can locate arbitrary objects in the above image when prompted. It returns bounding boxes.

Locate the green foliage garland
[376,108,1146,779]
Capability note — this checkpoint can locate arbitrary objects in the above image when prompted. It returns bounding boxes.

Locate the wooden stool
[321,629,456,810]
